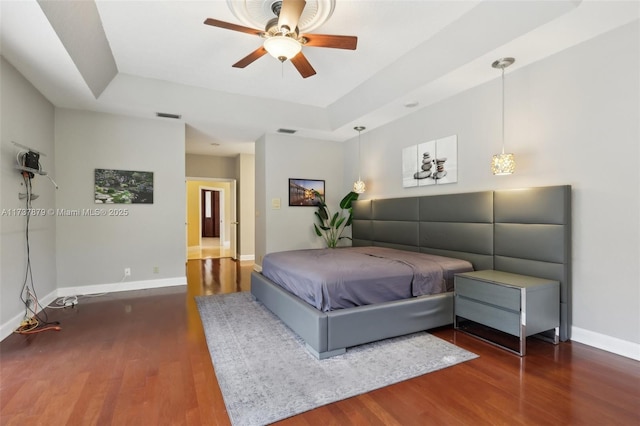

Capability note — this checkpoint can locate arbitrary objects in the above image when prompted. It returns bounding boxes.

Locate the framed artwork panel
[95,169,154,204]
[289,178,325,206]
[402,135,458,187]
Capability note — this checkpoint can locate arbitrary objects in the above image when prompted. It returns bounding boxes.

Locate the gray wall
[1,58,56,327]
[185,153,236,179]
[255,133,344,265]
[339,22,639,353]
[55,109,186,287]
[237,153,255,260]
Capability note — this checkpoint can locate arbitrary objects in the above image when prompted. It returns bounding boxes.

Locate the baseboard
[57,276,186,297]
[0,277,186,343]
[571,326,640,361]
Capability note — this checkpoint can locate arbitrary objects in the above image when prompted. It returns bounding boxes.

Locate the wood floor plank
[1,258,638,425]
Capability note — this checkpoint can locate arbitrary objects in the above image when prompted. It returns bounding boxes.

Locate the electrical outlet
[124,267,131,277]
[153,266,159,274]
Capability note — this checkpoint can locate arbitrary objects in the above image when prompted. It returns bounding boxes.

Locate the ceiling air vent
[156,112,182,119]
[277,128,297,134]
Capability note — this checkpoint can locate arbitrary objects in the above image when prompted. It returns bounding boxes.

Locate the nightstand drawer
[455,276,521,311]
[455,297,521,336]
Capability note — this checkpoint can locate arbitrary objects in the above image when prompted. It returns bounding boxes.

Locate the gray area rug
[196,292,478,426]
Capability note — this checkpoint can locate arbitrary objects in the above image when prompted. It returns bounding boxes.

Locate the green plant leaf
[316,207,329,221]
[312,191,359,248]
[329,212,339,227]
[313,190,326,207]
[339,191,359,209]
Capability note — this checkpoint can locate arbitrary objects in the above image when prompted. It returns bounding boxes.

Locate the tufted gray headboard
[352,185,572,341]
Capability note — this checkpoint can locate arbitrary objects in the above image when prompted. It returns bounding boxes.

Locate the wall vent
[277,128,297,134]
[156,112,182,119]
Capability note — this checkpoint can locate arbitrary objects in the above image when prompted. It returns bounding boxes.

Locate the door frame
[186,177,237,260]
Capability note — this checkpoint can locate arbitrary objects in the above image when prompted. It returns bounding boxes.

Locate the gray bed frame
[251,185,571,359]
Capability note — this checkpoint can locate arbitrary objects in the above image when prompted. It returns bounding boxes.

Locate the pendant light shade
[352,179,366,194]
[353,126,366,194]
[491,153,516,175]
[263,35,302,62]
[491,57,515,175]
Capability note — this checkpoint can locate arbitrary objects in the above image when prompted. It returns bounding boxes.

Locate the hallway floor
[187,237,233,260]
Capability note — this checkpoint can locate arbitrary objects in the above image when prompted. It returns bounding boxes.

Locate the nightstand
[454,270,560,356]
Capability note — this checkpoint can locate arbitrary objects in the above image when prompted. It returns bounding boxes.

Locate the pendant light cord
[501,66,505,155]
[357,129,362,181]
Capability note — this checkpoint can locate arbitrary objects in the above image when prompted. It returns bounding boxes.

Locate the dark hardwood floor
[1,258,638,425]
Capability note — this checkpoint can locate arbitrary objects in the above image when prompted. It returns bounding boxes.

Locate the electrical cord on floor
[46,295,79,309]
[14,316,61,334]
[14,288,61,335]
[82,272,128,298]
[45,271,129,310]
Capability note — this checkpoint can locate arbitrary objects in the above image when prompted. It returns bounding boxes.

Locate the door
[201,189,220,238]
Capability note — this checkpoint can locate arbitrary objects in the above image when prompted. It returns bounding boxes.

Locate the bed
[261,246,474,311]
[251,185,571,359]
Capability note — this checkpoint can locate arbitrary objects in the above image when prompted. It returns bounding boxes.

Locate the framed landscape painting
[289,178,325,206]
[95,169,154,204]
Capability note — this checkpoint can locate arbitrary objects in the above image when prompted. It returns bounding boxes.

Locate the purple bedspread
[261,246,473,312]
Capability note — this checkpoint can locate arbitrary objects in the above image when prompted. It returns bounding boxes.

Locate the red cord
[15,326,61,334]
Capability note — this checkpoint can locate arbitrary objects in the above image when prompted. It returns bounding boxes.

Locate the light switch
[271,198,281,209]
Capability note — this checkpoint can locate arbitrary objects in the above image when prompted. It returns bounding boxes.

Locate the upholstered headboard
[352,185,571,341]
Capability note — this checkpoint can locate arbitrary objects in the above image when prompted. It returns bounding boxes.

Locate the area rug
[196,292,477,426]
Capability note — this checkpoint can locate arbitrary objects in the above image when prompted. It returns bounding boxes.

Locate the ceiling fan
[204,0,357,78]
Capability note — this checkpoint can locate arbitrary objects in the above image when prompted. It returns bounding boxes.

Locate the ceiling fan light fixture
[264,35,301,61]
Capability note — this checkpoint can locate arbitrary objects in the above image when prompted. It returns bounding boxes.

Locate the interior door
[201,189,220,238]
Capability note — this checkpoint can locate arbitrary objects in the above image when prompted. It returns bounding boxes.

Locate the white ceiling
[1,1,638,157]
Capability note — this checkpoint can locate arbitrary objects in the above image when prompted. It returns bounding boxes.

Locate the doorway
[186,179,237,260]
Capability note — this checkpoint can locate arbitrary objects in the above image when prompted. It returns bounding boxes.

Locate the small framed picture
[288,178,325,207]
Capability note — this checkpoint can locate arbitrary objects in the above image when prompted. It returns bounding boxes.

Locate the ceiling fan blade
[303,34,358,50]
[278,0,306,33]
[232,47,268,68]
[204,18,262,36]
[290,52,316,78]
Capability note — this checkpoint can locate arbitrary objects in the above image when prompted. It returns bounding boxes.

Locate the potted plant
[313,190,359,248]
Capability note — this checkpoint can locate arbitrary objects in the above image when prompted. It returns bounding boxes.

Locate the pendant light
[491,57,516,175]
[353,126,366,194]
